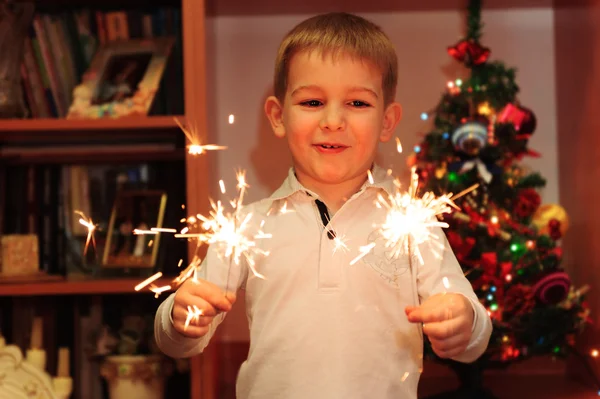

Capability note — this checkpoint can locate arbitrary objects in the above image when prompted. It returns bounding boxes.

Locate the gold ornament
[477,101,494,117]
[435,163,447,179]
[532,204,569,237]
[406,153,417,168]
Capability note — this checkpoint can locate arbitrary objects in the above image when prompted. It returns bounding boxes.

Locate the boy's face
[265,50,401,191]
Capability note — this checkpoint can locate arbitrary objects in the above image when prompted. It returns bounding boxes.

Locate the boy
[155,12,492,399]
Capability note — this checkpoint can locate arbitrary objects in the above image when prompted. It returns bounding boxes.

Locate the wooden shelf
[207,0,553,16]
[0,277,174,296]
[1,148,186,164]
[0,115,184,143]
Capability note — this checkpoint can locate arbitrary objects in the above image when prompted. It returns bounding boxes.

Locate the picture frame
[67,37,174,119]
[102,190,167,269]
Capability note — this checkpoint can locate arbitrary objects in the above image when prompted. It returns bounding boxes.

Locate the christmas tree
[412,1,592,397]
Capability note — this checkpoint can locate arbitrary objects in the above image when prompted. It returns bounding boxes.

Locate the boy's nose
[319,106,345,132]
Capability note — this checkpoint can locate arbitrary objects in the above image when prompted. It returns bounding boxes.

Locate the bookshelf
[0,277,173,296]
[0,0,212,397]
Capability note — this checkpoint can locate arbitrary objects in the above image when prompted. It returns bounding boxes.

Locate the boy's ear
[379,102,402,143]
[264,96,286,138]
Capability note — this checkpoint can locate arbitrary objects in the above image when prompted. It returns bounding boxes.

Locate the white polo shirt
[155,165,492,399]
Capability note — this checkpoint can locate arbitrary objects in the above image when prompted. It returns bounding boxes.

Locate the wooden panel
[207,0,553,16]
[553,0,600,386]
[182,0,217,398]
[0,277,173,296]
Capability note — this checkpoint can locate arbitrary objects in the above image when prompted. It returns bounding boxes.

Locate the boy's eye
[300,100,322,107]
[350,100,371,107]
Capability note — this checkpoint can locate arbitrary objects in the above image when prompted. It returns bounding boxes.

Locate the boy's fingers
[406,304,450,324]
[189,280,233,312]
[176,293,219,317]
[422,317,463,340]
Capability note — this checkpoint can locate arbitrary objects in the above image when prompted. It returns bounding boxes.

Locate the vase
[100,355,169,399]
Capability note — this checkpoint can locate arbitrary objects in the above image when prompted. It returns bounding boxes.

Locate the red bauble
[549,219,562,240]
[514,188,541,219]
[498,103,537,135]
[447,39,490,66]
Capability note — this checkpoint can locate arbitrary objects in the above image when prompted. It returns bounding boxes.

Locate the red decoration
[501,262,513,276]
[504,284,535,316]
[549,219,562,240]
[481,252,498,276]
[447,39,490,66]
[514,188,541,218]
[446,231,476,262]
[532,271,571,304]
[497,103,537,135]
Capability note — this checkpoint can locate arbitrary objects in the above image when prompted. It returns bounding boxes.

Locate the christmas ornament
[504,284,535,316]
[548,219,562,240]
[532,271,571,304]
[477,101,494,117]
[514,188,541,219]
[447,39,490,66]
[532,204,569,238]
[451,120,488,156]
[497,103,537,135]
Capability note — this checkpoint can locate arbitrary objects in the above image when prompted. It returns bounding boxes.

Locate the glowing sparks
[443,276,450,291]
[279,201,293,214]
[373,166,478,264]
[135,272,163,291]
[350,242,377,266]
[174,117,228,155]
[149,284,171,298]
[152,227,177,233]
[136,171,270,295]
[367,170,374,184]
[333,235,350,254]
[76,211,97,256]
[228,114,235,124]
[184,305,203,330]
[395,137,403,153]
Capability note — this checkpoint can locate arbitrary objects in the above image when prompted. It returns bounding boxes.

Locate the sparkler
[353,137,478,266]
[76,211,98,256]
[197,171,271,286]
[375,166,477,265]
[174,117,228,155]
[134,171,271,327]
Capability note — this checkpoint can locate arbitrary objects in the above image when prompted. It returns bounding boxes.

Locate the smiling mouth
[315,144,347,149]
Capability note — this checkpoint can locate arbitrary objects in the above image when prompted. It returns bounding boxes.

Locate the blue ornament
[451,120,488,155]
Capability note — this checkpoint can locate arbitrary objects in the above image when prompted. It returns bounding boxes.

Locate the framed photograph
[102,190,167,269]
[67,37,174,119]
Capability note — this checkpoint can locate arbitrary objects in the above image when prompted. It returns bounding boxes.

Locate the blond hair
[273,12,398,105]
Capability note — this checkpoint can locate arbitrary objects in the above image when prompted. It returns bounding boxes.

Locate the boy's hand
[171,278,236,338]
[405,293,474,359]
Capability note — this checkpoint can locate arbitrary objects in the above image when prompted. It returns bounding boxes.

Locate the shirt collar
[268,164,397,202]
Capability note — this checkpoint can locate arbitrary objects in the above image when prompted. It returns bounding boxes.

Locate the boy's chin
[314,170,368,185]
